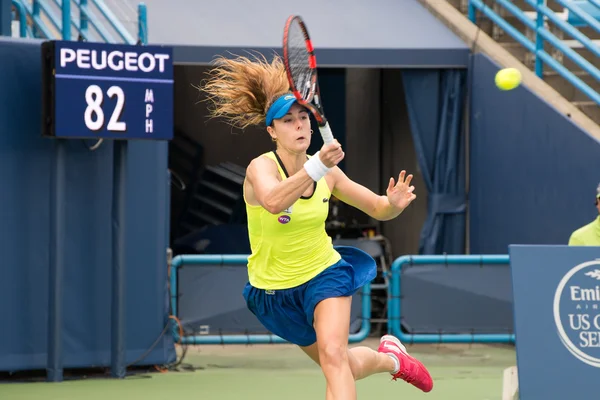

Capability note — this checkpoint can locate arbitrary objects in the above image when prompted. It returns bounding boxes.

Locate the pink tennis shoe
[377,334,433,393]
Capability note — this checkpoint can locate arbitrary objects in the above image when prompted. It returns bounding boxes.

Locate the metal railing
[169,255,372,345]
[468,0,600,106]
[11,0,29,37]
[169,253,515,345]
[12,0,147,44]
[388,254,515,344]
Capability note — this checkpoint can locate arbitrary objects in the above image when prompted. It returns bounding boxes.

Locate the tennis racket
[282,15,335,145]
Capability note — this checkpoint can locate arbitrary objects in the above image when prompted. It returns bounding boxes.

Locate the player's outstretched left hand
[386,170,416,210]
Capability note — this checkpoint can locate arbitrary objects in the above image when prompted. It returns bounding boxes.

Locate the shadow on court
[0,339,515,400]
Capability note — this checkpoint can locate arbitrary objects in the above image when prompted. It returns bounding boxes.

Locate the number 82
[84,84,127,132]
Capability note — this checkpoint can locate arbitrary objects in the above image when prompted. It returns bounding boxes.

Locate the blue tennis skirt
[242,245,376,347]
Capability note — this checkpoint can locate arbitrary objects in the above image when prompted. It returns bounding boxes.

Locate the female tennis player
[199,54,433,399]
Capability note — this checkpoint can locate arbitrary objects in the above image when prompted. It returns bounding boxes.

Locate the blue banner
[510,245,600,398]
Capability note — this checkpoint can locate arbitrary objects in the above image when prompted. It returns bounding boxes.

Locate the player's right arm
[245,143,344,214]
[245,156,314,214]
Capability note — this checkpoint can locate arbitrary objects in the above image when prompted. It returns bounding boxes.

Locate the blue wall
[0,38,175,371]
[469,54,600,254]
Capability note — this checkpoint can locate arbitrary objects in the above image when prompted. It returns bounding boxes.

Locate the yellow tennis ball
[495,68,521,91]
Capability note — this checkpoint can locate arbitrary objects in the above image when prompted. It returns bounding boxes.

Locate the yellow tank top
[245,151,341,290]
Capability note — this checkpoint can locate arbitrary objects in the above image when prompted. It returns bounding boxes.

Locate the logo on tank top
[278,215,291,224]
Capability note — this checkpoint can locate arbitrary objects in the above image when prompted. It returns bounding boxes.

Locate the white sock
[387,353,400,374]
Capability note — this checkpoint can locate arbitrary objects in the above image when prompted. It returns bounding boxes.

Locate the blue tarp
[402,69,468,254]
[0,38,176,372]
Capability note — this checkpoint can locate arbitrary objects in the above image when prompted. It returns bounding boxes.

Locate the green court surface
[0,340,516,400]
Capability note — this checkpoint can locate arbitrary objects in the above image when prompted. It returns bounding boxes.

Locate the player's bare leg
[304,299,433,395]
[312,296,358,400]
[301,341,396,381]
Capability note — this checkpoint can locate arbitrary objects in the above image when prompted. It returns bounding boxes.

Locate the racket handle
[319,122,335,145]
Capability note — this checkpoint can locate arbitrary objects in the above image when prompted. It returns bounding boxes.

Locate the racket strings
[286,21,313,100]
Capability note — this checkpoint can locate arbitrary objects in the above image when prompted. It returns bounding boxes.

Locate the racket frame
[282,15,328,128]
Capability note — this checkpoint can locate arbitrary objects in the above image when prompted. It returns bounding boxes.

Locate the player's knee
[318,341,349,370]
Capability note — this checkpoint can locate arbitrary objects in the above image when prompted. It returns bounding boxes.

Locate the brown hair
[198,53,290,129]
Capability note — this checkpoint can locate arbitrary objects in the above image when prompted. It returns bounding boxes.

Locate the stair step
[170,139,197,160]
[446,0,463,12]
[205,165,245,185]
[172,131,201,152]
[500,42,532,64]
[544,71,600,102]
[187,209,222,226]
[560,39,600,49]
[197,180,240,200]
[193,194,234,215]
[179,222,200,235]
[556,46,600,71]
[220,162,247,177]
[169,147,198,175]
[571,100,600,125]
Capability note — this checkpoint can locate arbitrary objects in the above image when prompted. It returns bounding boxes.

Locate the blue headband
[265,94,297,126]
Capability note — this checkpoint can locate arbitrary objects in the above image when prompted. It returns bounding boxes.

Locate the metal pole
[79,0,88,37]
[535,0,544,77]
[467,0,476,23]
[47,139,66,382]
[138,2,147,45]
[0,0,11,36]
[111,140,127,378]
[62,0,70,40]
